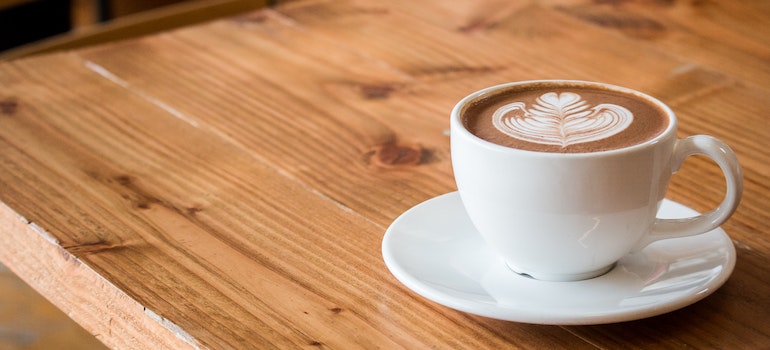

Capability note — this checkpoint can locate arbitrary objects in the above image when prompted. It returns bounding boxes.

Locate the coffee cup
[450,80,742,281]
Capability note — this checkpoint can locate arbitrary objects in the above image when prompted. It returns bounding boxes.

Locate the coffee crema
[462,84,670,153]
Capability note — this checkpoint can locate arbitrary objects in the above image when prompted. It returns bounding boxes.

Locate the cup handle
[632,135,743,251]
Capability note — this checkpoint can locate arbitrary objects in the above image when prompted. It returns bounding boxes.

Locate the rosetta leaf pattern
[492,92,633,147]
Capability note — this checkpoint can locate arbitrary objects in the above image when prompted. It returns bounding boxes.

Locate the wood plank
[1,0,768,348]
[545,0,770,90]
[0,52,592,348]
[269,0,770,346]
[0,54,415,348]
[75,10,461,229]
[75,0,743,226]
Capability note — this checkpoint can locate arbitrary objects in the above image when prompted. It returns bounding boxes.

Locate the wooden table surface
[1,0,769,348]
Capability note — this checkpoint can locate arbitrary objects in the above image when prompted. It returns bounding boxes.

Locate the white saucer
[382,192,735,325]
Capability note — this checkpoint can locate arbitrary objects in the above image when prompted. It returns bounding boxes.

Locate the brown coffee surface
[462,83,670,153]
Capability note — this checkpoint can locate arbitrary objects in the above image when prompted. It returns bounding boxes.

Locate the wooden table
[1,0,768,348]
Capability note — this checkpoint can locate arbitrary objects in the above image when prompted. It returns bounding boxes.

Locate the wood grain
[0,0,768,348]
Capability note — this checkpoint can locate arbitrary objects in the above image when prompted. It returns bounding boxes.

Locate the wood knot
[0,98,18,116]
[356,83,399,99]
[114,175,134,186]
[558,6,667,39]
[458,19,498,33]
[365,143,429,168]
[65,240,123,255]
[186,206,203,216]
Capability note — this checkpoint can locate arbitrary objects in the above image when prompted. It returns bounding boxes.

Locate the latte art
[462,84,669,153]
[492,92,633,147]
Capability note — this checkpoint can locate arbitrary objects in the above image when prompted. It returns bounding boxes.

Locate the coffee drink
[450,80,742,281]
[461,82,670,153]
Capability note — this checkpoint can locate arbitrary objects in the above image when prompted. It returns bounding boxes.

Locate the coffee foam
[462,84,669,153]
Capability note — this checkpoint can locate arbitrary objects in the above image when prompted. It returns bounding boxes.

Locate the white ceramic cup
[450,80,743,281]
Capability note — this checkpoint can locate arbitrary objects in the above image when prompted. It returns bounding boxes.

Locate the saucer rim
[382,192,736,325]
